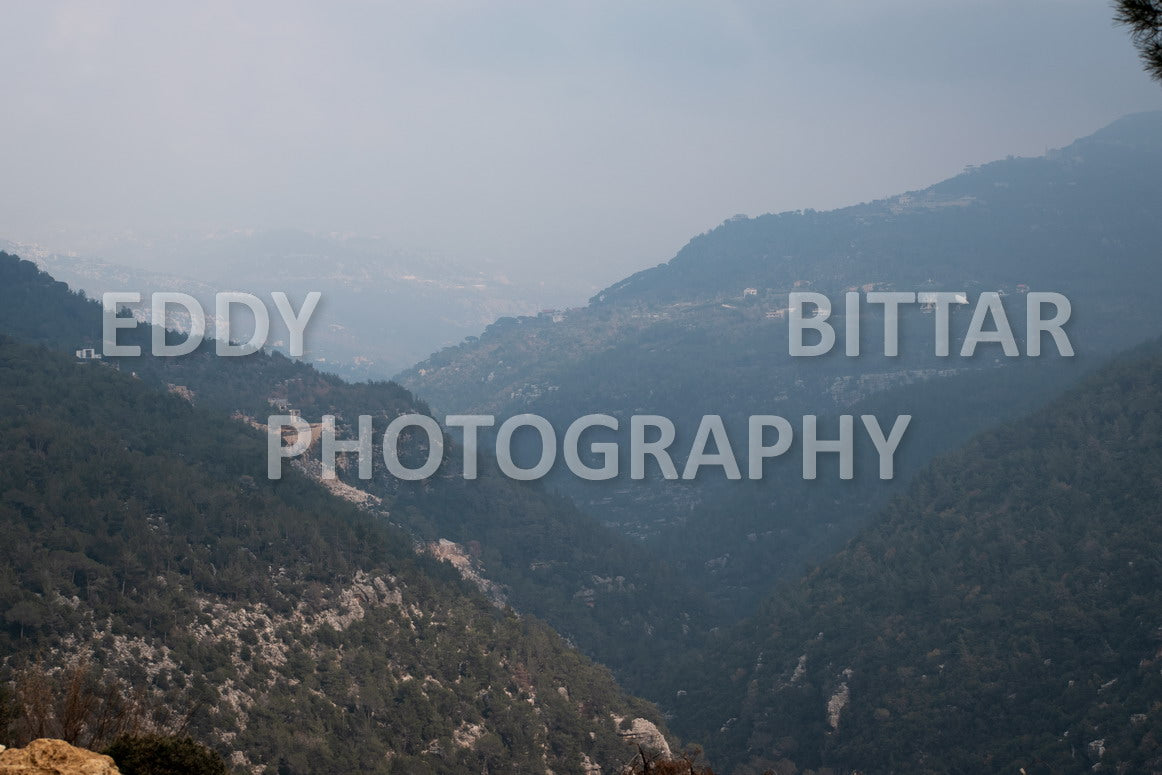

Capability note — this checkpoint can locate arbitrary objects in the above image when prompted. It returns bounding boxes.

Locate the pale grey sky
[0,1,1159,288]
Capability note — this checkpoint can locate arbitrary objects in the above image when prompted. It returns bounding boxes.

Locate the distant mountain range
[398,112,1162,615]
[6,229,587,381]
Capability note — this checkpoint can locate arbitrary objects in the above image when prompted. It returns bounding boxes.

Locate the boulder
[0,739,120,775]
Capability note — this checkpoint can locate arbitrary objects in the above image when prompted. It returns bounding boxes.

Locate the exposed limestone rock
[165,384,195,403]
[318,475,383,507]
[59,631,178,687]
[579,752,602,774]
[0,738,120,775]
[790,654,807,684]
[827,674,852,730]
[611,715,672,760]
[452,721,484,749]
[424,539,507,607]
[45,569,408,765]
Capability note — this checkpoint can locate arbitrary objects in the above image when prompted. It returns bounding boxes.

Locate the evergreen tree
[1115,0,1162,81]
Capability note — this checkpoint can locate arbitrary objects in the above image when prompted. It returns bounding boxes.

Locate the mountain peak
[1065,110,1162,152]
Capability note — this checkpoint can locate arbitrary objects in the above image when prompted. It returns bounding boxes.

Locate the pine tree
[1115,0,1162,82]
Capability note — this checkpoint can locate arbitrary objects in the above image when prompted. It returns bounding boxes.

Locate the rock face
[0,739,121,775]
[612,716,673,760]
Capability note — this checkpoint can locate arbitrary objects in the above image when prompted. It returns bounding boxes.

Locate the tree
[1115,0,1162,82]
[103,735,228,775]
[8,658,145,750]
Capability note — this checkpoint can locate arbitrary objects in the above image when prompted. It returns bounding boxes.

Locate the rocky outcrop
[0,739,120,775]
[580,752,602,773]
[612,716,672,760]
[827,669,854,730]
[424,539,508,607]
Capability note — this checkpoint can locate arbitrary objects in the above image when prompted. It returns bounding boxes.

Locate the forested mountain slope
[674,338,1162,774]
[0,334,667,773]
[0,252,713,705]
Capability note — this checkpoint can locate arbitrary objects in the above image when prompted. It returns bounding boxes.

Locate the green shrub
[104,735,229,775]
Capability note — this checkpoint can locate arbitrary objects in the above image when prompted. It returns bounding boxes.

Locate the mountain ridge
[0,331,671,773]
[396,113,1162,615]
[0,251,715,734]
[671,334,1162,773]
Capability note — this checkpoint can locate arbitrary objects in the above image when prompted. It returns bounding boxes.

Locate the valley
[5,4,1162,773]
[3,114,1162,774]
[399,115,1162,617]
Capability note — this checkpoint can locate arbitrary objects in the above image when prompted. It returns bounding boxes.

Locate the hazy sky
[1,1,1159,288]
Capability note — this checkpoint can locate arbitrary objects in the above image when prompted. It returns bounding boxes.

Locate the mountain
[0,329,682,773]
[7,228,585,381]
[672,337,1162,774]
[397,112,1162,613]
[0,251,714,709]
[9,106,1162,771]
